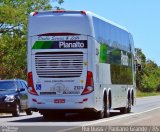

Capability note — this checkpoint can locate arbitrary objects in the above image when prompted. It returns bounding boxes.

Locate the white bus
[27,10,136,119]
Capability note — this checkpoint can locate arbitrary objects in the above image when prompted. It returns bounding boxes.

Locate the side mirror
[19,88,25,92]
[136,64,142,72]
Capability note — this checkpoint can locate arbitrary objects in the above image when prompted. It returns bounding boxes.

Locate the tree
[136,48,160,92]
[141,60,160,92]
[53,0,64,10]
[0,0,52,35]
[52,0,64,4]
[135,48,145,91]
[0,0,64,79]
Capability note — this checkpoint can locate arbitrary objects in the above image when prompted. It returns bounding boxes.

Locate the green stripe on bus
[32,41,53,49]
[100,44,108,63]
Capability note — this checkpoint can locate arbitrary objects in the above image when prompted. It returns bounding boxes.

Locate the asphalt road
[0,96,160,132]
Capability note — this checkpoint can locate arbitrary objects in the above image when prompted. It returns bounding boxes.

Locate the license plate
[54,99,65,103]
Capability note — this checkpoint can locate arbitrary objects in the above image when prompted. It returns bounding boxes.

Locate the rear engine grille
[35,52,83,78]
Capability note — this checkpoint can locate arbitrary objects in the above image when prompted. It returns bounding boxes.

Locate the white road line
[85,106,160,126]
[57,106,160,132]
[57,126,81,132]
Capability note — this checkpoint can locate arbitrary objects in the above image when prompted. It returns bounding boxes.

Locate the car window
[23,81,28,87]
[16,81,23,90]
[20,81,28,92]
[21,81,27,88]
[0,81,17,91]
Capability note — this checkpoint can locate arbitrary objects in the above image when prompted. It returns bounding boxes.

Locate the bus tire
[96,110,104,119]
[127,97,132,113]
[104,96,110,118]
[120,107,127,114]
[43,113,52,120]
[120,98,132,114]
[25,109,33,115]
[96,94,110,119]
[95,101,105,119]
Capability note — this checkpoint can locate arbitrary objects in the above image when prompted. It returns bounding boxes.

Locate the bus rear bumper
[28,93,97,111]
[38,108,98,115]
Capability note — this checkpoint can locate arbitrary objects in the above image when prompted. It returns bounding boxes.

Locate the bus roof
[28,10,129,36]
[28,10,92,36]
[86,11,129,33]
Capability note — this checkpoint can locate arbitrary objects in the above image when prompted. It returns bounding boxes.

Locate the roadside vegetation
[137,90,160,97]
[136,49,160,96]
[0,0,63,79]
[1,0,160,97]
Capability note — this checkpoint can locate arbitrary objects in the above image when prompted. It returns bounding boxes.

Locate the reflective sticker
[36,84,41,90]
[54,99,65,103]
[80,80,84,83]
[84,61,88,66]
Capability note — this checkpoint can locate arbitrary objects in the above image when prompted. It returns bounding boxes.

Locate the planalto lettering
[59,41,85,48]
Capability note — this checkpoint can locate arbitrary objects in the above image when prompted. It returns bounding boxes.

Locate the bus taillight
[55,10,65,13]
[28,72,38,95]
[80,11,86,15]
[33,12,38,16]
[82,71,94,95]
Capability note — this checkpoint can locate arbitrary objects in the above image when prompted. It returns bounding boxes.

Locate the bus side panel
[27,36,33,108]
[87,36,99,110]
[27,37,32,73]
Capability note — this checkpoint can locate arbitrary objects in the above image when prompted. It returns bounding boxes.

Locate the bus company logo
[53,83,66,94]
[121,51,129,66]
[59,41,86,48]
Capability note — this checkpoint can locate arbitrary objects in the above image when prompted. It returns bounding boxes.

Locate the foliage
[136,90,160,97]
[0,0,52,35]
[53,0,64,5]
[53,0,64,10]
[136,48,160,92]
[0,0,64,80]
[0,34,27,79]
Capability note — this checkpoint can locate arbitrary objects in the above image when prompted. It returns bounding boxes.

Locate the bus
[27,10,137,119]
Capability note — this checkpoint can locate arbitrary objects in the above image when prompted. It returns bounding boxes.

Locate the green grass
[137,90,160,97]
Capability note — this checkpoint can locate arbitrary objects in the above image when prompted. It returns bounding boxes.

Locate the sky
[52,0,160,65]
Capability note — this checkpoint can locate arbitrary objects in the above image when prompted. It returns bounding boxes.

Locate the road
[0,96,160,132]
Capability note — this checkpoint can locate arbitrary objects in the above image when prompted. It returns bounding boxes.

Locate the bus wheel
[96,95,110,119]
[127,98,132,113]
[120,107,127,114]
[25,109,33,115]
[104,97,110,118]
[96,110,104,119]
[43,113,53,120]
[43,112,53,120]
[95,101,105,119]
[120,98,131,114]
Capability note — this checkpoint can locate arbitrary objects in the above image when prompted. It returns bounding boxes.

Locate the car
[0,79,32,117]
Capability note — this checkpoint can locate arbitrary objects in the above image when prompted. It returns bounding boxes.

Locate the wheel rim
[16,104,20,115]
[106,98,110,117]
[100,101,105,118]
[103,97,110,118]
[127,99,131,112]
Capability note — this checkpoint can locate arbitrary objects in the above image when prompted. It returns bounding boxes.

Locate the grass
[136,90,160,97]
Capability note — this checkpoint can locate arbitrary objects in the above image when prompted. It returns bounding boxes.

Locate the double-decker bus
[27,10,136,119]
